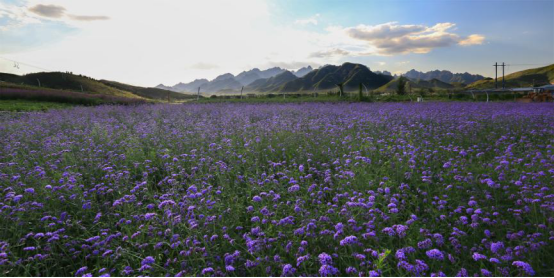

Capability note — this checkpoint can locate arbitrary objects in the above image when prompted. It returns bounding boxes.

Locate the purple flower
[201,267,214,275]
[318,253,333,265]
[75,267,88,277]
[252,196,262,202]
[481,269,492,276]
[24,188,35,194]
[395,225,409,238]
[346,267,357,274]
[282,264,296,276]
[144,213,157,220]
[418,238,432,249]
[288,184,300,193]
[340,235,358,246]
[141,256,155,266]
[426,249,444,260]
[297,254,310,267]
[472,252,487,261]
[319,265,339,276]
[490,241,504,254]
[456,268,468,277]
[368,270,380,277]
[512,261,535,276]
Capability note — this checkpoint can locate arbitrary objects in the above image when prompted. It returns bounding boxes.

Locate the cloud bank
[28,4,65,18]
[342,22,485,55]
[28,3,109,21]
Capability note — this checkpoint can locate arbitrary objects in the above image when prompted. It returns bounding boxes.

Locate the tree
[419,88,427,98]
[396,76,407,95]
[336,83,344,97]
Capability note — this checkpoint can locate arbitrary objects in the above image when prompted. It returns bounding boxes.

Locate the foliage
[396,76,407,95]
[0,87,148,106]
[0,100,73,112]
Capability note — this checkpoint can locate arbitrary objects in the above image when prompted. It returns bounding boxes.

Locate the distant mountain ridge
[155,63,497,94]
[293,66,313,77]
[156,67,292,93]
[160,63,393,93]
[404,69,484,85]
[278,62,393,92]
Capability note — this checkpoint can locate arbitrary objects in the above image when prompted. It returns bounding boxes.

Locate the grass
[0,86,149,106]
[197,91,528,103]
[0,72,139,98]
[0,99,74,112]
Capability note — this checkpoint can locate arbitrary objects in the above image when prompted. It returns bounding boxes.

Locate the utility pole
[240,86,244,99]
[501,62,505,89]
[197,87,200,101]
[493,62,498,89]
[167,91,170,103]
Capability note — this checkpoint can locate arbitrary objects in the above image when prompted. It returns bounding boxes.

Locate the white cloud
[189,62,219,70]
[309,48,351,58]
[0,2,41,31]
[342,22,485,55]
[295,14,320,26]
[67,14,109,21]
[28,4,65,18]
[459,34,485,46]
[26,3,109,22]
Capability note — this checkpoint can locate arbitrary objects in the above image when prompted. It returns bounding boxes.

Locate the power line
[0,56,52,72]
[505,63,552,66]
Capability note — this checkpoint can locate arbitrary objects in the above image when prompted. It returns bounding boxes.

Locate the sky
[0,0,553,87]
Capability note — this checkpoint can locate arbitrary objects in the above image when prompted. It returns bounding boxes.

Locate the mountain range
[158,63,396,94]
[403,69,484,85]
[277,63,393,92]
[156,66,317,93]
[157,64,491,94]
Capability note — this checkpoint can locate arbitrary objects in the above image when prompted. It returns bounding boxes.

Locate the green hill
[99,80,195,101]
[0,71,190,101]
[466,64,554,89]
[376,77,454,92]
[245,71,298,92]
[278,63,393,92]
[0,72,138,98]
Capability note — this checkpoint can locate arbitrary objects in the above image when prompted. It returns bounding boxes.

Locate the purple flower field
[1,102,553,276]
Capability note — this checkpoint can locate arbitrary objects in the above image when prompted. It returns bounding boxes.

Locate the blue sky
[0,0,552,86]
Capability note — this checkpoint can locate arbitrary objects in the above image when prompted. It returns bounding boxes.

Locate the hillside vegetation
[0,72,191,101]
[376,78,454,92]
[99,80,195,101]
[0,72,138,98]
[279,62,393,92]
[466,64,554,89]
